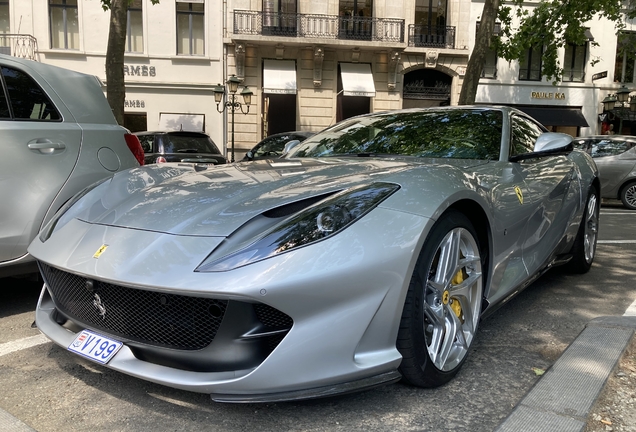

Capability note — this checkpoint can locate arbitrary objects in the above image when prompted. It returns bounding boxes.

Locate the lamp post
[213,75,253,162]
[601,85,635,135]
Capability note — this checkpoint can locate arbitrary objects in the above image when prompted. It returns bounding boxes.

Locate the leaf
[532,367,546,376]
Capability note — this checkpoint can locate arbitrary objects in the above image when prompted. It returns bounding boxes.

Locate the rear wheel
[565,186,599,274]
[620,181,636,210]
[397,211,483,387]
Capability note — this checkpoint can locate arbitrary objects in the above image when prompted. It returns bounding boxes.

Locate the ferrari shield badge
[93,244,109,259]
[514,186,524,204]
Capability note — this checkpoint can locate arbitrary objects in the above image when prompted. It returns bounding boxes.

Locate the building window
[614,32,636,83]
[477,22,500,79]
[262,0,297,36]
[49,0,79,50]
[126,0,143,53]
[519,45,543,81]
[563,43,586,82]
[0,1,9,50]
[176,2,204,56]
[412,0,448,47]
[339,0,374,40]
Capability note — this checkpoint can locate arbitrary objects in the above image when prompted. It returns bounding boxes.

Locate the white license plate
[68,329,123,364]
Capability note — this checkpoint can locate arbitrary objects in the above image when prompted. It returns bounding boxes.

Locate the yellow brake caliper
[449,269,465,322]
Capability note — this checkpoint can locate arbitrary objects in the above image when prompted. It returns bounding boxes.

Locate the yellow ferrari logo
[514,186,524,205]
[93,244,109,259]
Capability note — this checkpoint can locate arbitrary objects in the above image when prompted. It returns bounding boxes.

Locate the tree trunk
[105,0,127,125]
[458,0,500,105]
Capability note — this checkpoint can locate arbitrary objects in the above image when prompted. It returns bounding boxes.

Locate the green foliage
[495,0,635,84]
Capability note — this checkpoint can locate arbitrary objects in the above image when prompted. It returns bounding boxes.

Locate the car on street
[0,54,144,278]
[135,130,227,166]
[30,106,598,402]
[573,135,636,209]
[242,131,314,161]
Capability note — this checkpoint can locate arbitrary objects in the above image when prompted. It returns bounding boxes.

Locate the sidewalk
[495,316,636,432]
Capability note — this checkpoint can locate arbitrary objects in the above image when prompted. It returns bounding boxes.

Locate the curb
[495,316,636,432]
[0,407,35,432]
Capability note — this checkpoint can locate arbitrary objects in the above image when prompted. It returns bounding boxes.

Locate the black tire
[397,210,484,388]
[564,186,599,274]
[620,181,636,210]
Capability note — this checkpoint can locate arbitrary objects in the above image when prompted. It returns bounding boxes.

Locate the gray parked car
[0,54,144,278]
[30,106,598,402]
[574,135,636,209]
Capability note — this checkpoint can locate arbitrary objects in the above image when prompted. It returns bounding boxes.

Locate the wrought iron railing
[234,10,404,43]
[408,25,456,49]
[0,34,38,61]
[403,80,451,100]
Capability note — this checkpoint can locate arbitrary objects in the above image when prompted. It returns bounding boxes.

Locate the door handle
[27,139,66,154]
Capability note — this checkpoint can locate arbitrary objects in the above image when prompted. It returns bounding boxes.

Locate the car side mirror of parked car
[510,132,574,162]
[246,151,254,161]
[282,140,301,156]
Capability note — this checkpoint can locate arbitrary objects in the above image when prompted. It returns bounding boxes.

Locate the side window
[511,115,543,156]
[0,79,9,118]
[590,140,629,158]
[138,136,152,153]
[2,66,61,121]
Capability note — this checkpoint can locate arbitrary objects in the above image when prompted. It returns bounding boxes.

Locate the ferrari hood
[77,158,484,237]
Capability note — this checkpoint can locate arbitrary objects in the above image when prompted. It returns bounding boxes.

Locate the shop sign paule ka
[531,91,565,100]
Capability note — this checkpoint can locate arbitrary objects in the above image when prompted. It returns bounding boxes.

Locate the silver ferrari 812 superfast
[29,106,599,403]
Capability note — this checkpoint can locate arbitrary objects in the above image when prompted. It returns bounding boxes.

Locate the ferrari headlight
[39,177,112,242]
[196,182,400,272]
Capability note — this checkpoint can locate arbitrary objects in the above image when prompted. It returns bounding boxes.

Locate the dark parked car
[243,131,314,161]
[574,135,636,209]
[135,131,227,166]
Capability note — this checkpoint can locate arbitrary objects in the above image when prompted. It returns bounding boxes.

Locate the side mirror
[246,151,254,161]
[282,140,301,155]
[510,132,573,162]
[534,132,573,153]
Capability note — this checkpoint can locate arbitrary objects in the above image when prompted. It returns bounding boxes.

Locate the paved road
[1,201,635,432]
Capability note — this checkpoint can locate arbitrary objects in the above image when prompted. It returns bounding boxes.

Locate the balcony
[408,25,456,49]
[0,34,38,61]
[233,10,404,43]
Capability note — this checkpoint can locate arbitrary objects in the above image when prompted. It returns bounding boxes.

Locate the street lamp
[214,75,253,162]
[601,85,635,134]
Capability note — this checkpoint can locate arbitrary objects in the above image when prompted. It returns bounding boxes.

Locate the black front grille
[254,303,294,329]
[39,263,227,351]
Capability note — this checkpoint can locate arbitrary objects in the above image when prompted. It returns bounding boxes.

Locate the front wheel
[397,211,483,388]
[620,181,636,210]
[564,186,599,274]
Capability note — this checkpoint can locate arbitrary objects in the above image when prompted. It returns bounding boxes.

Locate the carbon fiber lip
[210,370,402,403]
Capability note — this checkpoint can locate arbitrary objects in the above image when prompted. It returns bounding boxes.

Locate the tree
[101,0,159,125]
[458,0,636,106]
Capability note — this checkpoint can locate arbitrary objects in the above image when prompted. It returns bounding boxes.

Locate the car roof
[0,54,117,125]
[576,135,636,143]
[134,131,210,136]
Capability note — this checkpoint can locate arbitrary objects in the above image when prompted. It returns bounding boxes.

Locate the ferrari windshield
[288,108,503,160]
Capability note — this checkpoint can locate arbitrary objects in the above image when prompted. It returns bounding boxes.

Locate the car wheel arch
[446,200,492,302]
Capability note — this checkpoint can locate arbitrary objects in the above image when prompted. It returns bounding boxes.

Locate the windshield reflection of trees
[295,110,503,160]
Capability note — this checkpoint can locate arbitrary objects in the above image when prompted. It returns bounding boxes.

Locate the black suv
[135,131,227,166]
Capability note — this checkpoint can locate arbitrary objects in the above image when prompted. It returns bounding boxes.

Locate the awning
[340,63,376,97]
[516,107,589,128]
[263,60,297,94]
